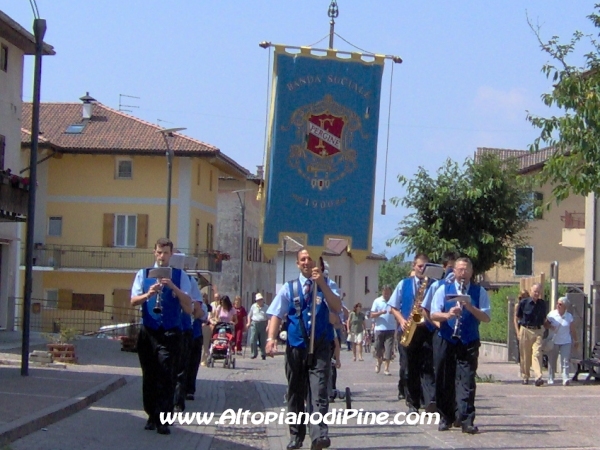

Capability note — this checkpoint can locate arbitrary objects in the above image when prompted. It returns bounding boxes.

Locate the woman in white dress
[545,297,579,386]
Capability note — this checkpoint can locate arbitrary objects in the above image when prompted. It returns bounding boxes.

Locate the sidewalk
[0,332,128,447]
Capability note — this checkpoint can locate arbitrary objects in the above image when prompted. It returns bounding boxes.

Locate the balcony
[561,211,585,249]
[0,173,29,222]
[23,245,225,272]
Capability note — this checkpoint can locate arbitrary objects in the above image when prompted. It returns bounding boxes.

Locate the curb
[0,375,127,447]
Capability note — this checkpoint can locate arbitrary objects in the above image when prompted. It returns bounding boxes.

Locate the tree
[386,154,533,275]
[527,7,600,202]
[378,254,411,290]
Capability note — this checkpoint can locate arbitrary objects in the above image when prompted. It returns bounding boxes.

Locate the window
[523,191,544,220]
[48,216,62,237]
[515,247,533,276]
[0,44,7,72]
[116,159,133,179]
[246,237,252,261]
[0,134,5,170]
[364,276,370,294]
[334,275,342,289]
[65,123,86,134]
[45,289,58,309]
[206,223,214,251]
[114,214,137,247]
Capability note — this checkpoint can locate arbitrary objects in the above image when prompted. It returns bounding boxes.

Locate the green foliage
[475,373,497,383]
[378,255,411,292]
[527,7,600,202]
[43,327,78,344]
[479,285,521,343]
[386,154,533,275]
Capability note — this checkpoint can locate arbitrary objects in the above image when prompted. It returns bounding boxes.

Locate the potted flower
[45,327,78,363]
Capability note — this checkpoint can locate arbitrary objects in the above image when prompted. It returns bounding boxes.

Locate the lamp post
[156,127,186,239]
[21,17,47,377]
[233,189,253,300]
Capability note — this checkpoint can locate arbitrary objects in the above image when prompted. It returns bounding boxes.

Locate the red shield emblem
[306,114,344,157]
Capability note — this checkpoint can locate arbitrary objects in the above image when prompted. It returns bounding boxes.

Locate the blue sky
[4,1,596,257]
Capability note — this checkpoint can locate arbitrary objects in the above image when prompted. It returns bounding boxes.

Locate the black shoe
[174,405,183,413]
[438,421,450,431]
[262,355,266,360]
[462,424,479,434]
[329,396,335,403]
[287,436,303,449]
[453,419,462,428]
[156,424,171,435]
[144,418,156,431]
[534,378,544,387]
[311,437,331,450]
[186,394,194,400]
[397,392,405,401]
[407,405,419,414]
[425,402,437,414]
[251,355,257,359]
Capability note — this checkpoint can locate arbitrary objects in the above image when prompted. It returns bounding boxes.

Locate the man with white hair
[247,293,269,360]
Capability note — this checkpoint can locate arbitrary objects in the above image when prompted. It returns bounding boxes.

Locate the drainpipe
[550,261,559,311]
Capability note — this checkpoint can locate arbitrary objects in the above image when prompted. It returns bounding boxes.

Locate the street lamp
[233,189,253,301]
[156,127,186,239]
[22,17,47,377]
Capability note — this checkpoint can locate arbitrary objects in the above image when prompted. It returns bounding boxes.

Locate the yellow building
[19,94,247,333]
[477,148,585,288]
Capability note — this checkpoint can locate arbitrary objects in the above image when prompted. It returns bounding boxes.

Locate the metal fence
[26,245,223,272]
[10,297,142,336]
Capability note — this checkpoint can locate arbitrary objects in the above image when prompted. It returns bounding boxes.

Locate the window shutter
[57,289,73,310]
[103,214,114,247]
[136,214,148,248]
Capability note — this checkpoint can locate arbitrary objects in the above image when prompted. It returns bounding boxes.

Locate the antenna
[157,119,175,126]
[118,94,140,112]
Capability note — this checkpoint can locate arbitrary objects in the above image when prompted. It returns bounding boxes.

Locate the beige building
[477,148,584,288]
[17,94,248,332]
[0,11,54,329]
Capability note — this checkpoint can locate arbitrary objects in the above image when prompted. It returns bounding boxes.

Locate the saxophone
[399,277,429,347]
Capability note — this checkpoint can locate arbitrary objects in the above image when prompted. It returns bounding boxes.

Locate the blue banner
[261,46,384,262]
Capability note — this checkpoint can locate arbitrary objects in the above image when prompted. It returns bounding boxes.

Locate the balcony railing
[24,245,224,272]
[562,211,585,229]
[0,174,29,221]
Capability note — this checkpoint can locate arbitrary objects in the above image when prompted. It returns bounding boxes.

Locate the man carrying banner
[266,248,342,450]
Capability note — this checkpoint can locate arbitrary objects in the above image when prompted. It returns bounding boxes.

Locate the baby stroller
[206,322,236,369]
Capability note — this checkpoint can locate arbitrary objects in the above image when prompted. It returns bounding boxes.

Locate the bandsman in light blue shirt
[430,256,490,434]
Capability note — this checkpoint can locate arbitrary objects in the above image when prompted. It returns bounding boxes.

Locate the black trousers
[137,325,181,423]
[398,337,407,396]
[175,329,193,410]
[433,334,480,426]
[399,325,435,409]
[186,335,203,395]
[285,339,331,444]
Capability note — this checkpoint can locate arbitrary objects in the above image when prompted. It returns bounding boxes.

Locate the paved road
[4,338,600,449]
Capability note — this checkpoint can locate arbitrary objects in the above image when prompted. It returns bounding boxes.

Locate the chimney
[79,92,96,120]
[256,165,264,180]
